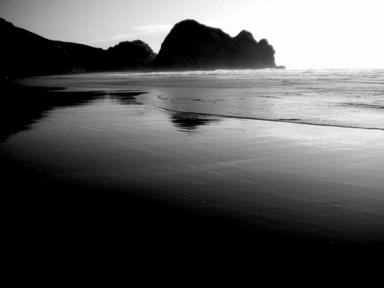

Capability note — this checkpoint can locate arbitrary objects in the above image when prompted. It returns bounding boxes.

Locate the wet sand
[2,81,384,267]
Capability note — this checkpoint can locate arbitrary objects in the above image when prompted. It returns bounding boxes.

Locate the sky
[1,0,383,69]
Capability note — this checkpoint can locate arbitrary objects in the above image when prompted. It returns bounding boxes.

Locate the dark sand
[2,81,384,272]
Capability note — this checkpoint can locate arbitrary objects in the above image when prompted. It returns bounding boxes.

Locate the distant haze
[1,0,383,69]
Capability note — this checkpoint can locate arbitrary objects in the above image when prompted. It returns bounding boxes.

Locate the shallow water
[3,69,384,246]
[22,69,384,130]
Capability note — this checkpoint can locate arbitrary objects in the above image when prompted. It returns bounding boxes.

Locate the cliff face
[153,19,276,69]
[0,18,155,77]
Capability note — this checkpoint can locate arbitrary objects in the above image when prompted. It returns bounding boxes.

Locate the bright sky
[1,0,383,68]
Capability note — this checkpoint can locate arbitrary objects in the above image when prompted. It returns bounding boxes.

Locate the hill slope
[0,18,155,77]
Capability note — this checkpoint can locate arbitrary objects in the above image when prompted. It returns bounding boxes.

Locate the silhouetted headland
[1,17,282,77]
[0,18,156,77]
[153,19,277,69]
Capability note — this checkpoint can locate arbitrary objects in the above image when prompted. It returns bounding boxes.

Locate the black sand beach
[2,78,383,268]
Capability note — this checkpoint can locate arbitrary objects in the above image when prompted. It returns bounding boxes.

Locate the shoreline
[155,105,384,132]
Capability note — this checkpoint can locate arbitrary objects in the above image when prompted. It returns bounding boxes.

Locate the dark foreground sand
[1,81,383,273]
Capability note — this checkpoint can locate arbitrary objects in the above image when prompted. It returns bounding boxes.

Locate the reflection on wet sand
[0,80,144,142]
[0,81,221,141]
[108,91,146,105]
[170,111,220,132]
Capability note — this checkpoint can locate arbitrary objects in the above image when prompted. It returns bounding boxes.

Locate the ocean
[22,68,384,130]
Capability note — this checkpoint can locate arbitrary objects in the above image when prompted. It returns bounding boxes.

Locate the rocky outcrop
[153,19,276,69]
[106,40,155,68]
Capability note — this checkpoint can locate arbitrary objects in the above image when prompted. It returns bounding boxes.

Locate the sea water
[22,69,384,130]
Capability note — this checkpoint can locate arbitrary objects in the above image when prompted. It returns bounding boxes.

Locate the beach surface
[2,70,384,260]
